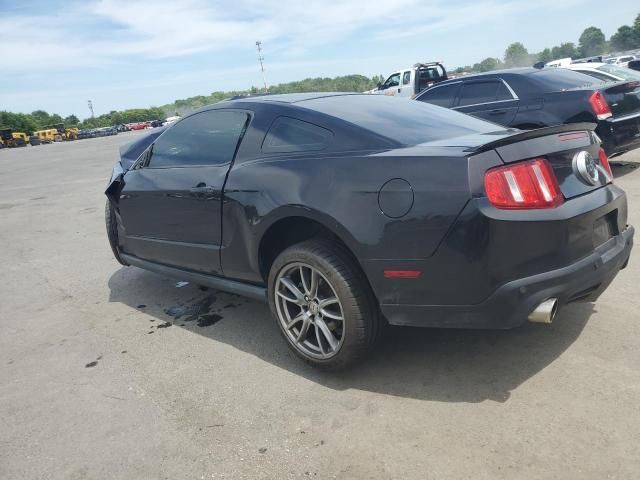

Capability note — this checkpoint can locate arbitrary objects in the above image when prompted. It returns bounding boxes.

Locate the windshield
[597,64,640,81]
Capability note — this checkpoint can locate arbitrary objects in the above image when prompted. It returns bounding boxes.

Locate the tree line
[1,75,380,134]
[455,13,640,73]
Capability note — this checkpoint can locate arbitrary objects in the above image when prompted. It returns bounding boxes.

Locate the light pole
[256,41,268,93]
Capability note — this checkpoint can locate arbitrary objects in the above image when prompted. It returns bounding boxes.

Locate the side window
[383,73,401,89]
[149,110,248,168]
[262,116,333,153]
[496,82,515,101]
[402,71,411,85]
[417,83,461,108]
[458,81,501,107]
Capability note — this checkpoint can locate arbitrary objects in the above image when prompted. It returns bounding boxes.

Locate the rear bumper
[381,225,633,329]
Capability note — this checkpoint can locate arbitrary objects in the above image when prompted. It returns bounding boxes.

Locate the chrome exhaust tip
[528,298,559,324]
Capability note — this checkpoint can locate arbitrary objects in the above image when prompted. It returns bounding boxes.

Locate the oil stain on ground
[164,294,224,328]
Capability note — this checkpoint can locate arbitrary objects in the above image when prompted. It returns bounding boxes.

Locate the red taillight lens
[598,147,613,182]
[589,91,612,120]
[484,158,564,209]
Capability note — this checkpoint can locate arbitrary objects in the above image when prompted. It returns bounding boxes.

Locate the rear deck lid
[474,123,611,200]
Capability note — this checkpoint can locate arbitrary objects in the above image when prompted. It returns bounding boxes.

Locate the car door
[380,72,401,96]
[453,79,519,126]
[117,109,250,275]
[398,70,413,97]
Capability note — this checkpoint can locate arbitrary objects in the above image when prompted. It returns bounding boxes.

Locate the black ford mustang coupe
[106,93,633,369]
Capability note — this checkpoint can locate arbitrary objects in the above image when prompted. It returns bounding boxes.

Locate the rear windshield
[597,64,640,81]
[298,95,499,145]
[528,68,600,91]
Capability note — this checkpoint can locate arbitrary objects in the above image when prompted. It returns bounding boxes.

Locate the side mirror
[377,82,383,89]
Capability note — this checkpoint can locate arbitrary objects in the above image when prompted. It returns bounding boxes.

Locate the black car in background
[415,68,640,157]
[106,93,633,369]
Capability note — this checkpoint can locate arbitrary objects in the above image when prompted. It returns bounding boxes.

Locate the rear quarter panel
[220,148,473,284]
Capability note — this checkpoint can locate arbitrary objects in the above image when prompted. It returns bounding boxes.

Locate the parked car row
[118,117,179,132]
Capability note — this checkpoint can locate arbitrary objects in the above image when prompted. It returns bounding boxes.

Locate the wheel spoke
[320,307,343,321]
[285,311,305,331]
[296,316,312,342]
[315,324,326,355]
[315,317,338,351]
[279,277,305,305]
[300,266,319,298]
[318,297,339,309]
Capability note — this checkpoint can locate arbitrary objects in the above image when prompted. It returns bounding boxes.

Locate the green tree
[634,13,640,35]
[504,42,530,67]
[0,111,38,134]
[610,25,640,51]
[30,110,51,129]
[63,114,79,126]
[551,42,578,60]
[474,57,502,72]
[578,26,606,57]
[538,48,553,63]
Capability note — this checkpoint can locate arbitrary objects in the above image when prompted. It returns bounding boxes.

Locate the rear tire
[105,199,128,266]
[268,240,381,370]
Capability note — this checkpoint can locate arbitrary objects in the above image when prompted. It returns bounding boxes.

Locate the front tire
[268,240,381,369]
[105,199,128,266]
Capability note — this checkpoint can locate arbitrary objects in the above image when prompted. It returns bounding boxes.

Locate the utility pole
[87,100,94,118]
[255,41,268,93]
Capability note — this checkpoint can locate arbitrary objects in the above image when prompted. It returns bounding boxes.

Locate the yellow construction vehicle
[12,132,29,146]
[0,128,28,147]
[34,129,57,144]
[48,123,78,141]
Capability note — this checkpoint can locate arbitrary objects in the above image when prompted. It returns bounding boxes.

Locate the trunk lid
[472,123,610,200]
[601,81,640,119]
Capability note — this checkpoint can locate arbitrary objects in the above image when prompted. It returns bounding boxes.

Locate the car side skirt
[120,254,267,302]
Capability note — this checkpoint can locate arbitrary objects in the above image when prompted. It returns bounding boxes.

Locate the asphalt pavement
[1,131,639,479]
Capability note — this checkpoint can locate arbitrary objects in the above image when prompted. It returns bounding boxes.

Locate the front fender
[105,162,125,205]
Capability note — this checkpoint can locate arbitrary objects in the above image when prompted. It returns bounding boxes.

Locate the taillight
[598,147,613,182]
[589,91,612,120]
[484,158,564,209]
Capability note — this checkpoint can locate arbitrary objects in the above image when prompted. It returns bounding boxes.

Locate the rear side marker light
[588,91,612,120]
[384,270,422,279]
[484,158,564,209]
[598,148,613,182]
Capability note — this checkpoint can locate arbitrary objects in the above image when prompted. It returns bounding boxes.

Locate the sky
[1,0,638,118]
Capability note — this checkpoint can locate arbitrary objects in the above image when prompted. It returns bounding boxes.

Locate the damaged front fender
[105,161,125,205]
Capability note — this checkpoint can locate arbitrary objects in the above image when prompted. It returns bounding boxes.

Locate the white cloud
[0,0,582,74]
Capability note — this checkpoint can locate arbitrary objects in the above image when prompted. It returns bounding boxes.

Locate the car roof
[436,67,539,83]
[229,92,361,104]
[565,62,606,69]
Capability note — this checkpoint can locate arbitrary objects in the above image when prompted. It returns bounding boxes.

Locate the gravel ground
[1,131,639,479]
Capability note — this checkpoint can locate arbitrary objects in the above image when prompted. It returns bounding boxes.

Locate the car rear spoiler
[471,122,597,154]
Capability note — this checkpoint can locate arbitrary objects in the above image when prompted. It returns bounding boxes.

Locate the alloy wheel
[274,262,345,359]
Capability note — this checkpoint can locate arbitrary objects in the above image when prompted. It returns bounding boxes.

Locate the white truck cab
[369,62,448,97]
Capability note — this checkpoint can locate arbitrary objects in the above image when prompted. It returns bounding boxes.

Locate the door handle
[190,184,216,193]
[488,109,507,115]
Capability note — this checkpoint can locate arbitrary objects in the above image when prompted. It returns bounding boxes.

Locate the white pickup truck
[367,62,448,97]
